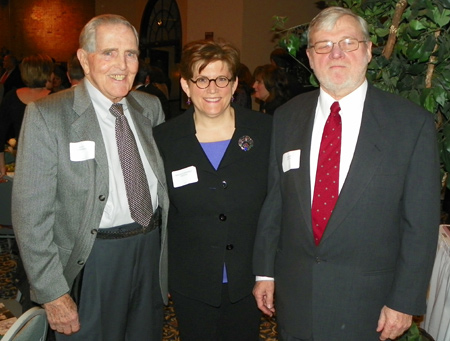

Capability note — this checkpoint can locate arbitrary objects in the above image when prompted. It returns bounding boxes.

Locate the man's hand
[43,294,80,335]
[376,305,412,340]
[252,280,276,317]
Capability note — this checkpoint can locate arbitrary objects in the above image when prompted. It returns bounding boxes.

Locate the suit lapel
[70,81,109,182]
[127,95,167,187]
[295,96,318,237]
[321,87,387,243]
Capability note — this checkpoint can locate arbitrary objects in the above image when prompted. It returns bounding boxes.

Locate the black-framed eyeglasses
[309,38,367,54]
[190,76,232,89]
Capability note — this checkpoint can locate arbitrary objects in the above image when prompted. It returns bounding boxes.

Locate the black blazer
[154,105,272,306]
[253,84,441,340]
[3,67,25,96]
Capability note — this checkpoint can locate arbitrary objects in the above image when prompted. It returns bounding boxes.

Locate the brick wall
[0,0,95,62]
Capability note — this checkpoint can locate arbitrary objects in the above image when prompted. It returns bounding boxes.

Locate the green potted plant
[273,0,450,192]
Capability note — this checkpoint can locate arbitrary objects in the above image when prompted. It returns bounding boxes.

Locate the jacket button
[222,181,228,189]
[219,214,227,221]
[98,195,106,201]
[91,229,98,235]
[226,244,234,250]
[77,260,85,265]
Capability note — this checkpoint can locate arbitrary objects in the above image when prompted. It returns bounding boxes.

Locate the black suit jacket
[253,84,441,340]
[154,105,272,306]
[3,67,25,96]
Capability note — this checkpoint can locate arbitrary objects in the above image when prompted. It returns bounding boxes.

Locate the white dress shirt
[310,80,367,202]
[256,80,368,282]
[85,79,158,228]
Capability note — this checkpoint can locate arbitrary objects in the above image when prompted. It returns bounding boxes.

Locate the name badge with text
[282,149,301,173]
[70,141,95,162]
[172,166,198,188]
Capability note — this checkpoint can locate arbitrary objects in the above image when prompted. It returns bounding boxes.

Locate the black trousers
[56,224,163,341]
[171,284,261,341]
[278,328,314,341]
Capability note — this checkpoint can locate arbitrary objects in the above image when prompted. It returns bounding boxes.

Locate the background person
[66,53,85,87]
[252,64,291,115]
[0,54,54,178]
[233,62,254,109]
[253,6,440,341]
[12,14,168,340]
[154,39,272,341]
[0,54,25,99]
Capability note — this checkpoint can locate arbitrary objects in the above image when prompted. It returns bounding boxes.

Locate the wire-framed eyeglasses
[190,76,232,89]
[309,38,367,54]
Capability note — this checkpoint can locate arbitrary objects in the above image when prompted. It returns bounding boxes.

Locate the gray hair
[79,14,139,52]
[307,7,370,46]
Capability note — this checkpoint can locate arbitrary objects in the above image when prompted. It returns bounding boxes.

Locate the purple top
[200,139,231,283]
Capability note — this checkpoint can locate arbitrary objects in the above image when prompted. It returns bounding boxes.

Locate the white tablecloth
[424,225,450,341]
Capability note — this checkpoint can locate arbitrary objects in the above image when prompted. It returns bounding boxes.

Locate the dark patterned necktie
[110,103,153,226]
[311,101,341,245]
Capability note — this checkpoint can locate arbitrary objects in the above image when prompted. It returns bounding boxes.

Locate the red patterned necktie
[311,101,341,245]
[110,103,153,226]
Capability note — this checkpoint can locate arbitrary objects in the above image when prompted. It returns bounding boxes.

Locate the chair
[0,179,14,252]
[1,306,48,341]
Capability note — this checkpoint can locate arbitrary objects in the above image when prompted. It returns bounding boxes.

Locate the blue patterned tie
[110,103,153,226]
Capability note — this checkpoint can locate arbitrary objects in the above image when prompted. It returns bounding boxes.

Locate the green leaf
[426,8,450,27]
[409,19,427,31]
[374,27,391,37]
[397,323,421,341]
[421,88,438,113]
[309,73,319,88]
[405,35,435,62]
[433,87,449,107]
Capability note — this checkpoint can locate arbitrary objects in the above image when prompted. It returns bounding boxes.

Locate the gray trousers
[56,224,163,341]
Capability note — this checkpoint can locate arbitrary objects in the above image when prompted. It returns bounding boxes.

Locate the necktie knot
[109,103,124,118]
[330,101,341,117]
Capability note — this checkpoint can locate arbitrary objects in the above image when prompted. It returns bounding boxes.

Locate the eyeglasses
[309,38,367,54]
[190,76,232,89]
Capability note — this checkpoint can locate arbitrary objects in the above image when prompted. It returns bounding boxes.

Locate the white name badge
[282,149,301,173]
[70,141,95,162]
[172,166,198,188]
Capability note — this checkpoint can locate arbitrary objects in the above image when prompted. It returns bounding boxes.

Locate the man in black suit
[0,55,24,98]
[252,6,440,341]
[134,61,170,119]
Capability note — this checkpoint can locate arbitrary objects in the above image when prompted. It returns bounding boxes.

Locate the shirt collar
[318,79,368,118]
[84,78,129,119]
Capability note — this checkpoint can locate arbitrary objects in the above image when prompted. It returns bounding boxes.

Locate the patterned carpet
[0,238,278,340]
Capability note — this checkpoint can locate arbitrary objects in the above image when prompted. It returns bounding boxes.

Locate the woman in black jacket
[153,39,272,341]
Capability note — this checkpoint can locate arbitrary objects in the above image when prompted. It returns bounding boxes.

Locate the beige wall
[95,0,149,31]
[242,0,320,72]
[95,0,320,75]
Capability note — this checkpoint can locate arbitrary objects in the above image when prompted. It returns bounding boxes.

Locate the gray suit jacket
[253,84,440,340]
[12,80,169,305]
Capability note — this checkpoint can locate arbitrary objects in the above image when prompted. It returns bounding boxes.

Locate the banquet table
[423,225,450,341]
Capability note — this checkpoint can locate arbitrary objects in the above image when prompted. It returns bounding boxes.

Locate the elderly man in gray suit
[12,14,168,340]
[253,6,440,341]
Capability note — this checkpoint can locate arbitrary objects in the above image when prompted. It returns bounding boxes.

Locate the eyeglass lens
[313,38,362,54]
[191,76,230,89]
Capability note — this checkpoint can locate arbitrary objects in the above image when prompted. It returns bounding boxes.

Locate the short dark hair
[67,53,84,81]
[180,39,240,80]
[253,64,290,103]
